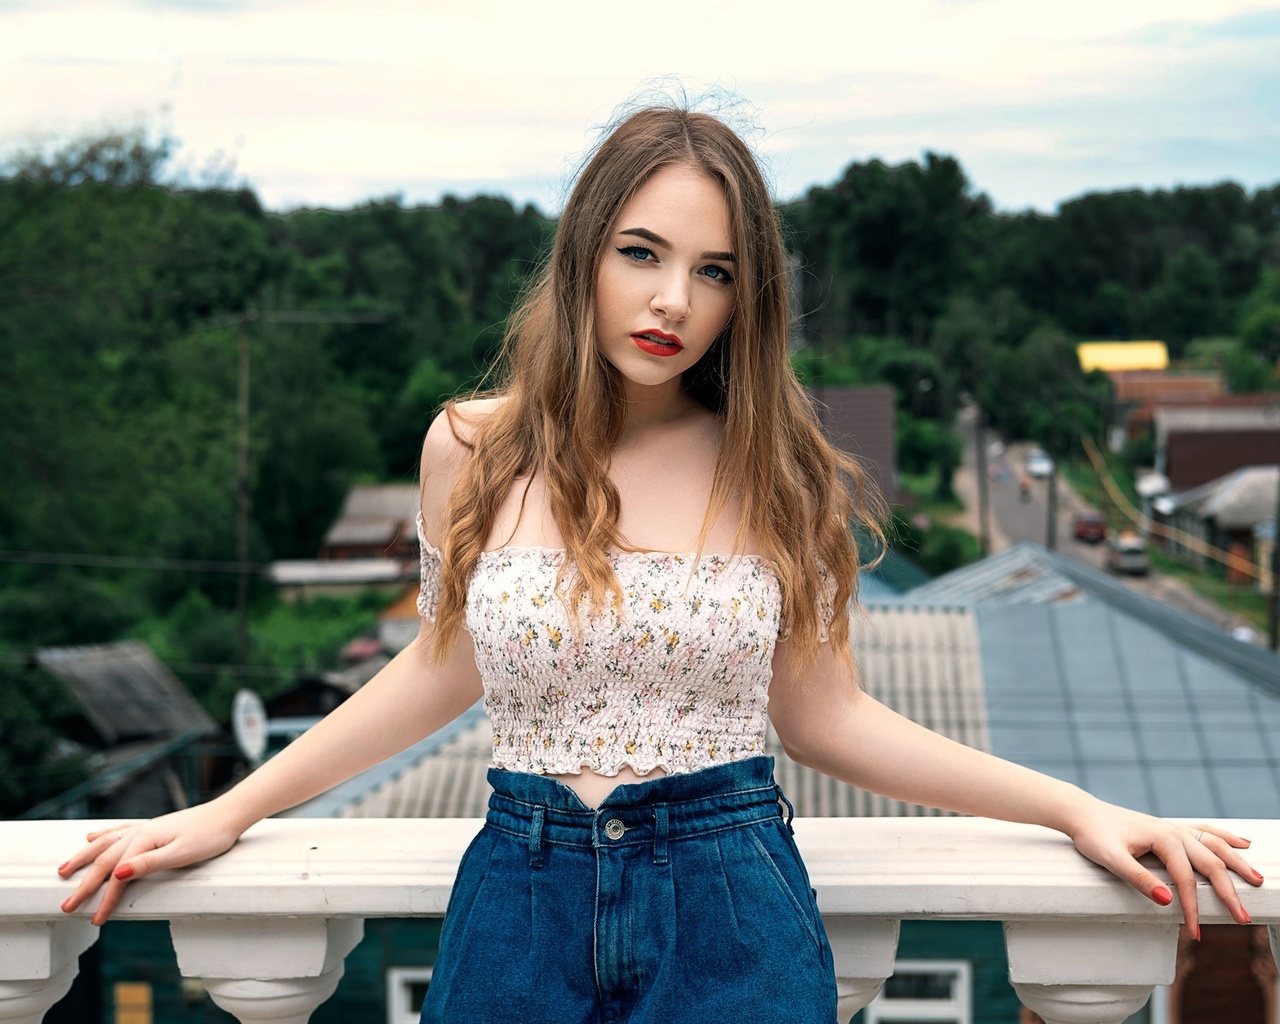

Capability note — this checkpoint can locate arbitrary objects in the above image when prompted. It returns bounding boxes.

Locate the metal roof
[976,601,1280,819]
[35,641,216,746]
[899,543,1085,606]
[278,542,1280,823]
[321,484,420,551]
[1164,465,1280,529]
[316,606,988,820]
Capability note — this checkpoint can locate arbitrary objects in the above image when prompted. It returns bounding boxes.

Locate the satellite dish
[231,689,268,765]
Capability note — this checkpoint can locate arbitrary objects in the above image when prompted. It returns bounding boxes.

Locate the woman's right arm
[58,409,486,924]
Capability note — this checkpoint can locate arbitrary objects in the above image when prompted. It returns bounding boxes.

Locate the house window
[386,966,433,1024]
[863,960,971,1024]
[113,981,153,1024]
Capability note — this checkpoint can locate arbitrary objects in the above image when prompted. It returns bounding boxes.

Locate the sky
[2,0,1278,216]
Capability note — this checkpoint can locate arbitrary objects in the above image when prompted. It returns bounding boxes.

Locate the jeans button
[604,818,627,840]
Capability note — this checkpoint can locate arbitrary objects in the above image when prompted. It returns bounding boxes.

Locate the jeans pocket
[745,825,823,952]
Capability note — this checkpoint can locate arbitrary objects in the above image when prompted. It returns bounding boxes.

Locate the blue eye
[618,245,655,262]
[702,265,734,284]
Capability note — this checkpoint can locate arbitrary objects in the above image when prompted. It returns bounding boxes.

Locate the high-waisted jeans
[419,756,837,1023]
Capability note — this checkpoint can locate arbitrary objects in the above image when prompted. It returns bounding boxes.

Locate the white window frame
[386,965,433,1024]
[863,958,972,1024]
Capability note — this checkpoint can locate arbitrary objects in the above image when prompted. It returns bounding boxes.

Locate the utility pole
[234,314,254,681]
[974,406,990,555]
[1270,406,1280,651]
[211,307,385,680]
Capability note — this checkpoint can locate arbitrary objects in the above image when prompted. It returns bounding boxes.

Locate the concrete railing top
[2,816,1277,1024]
[4,815,1276,922]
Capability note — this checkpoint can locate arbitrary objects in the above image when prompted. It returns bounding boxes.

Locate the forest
[2,133,1278,812]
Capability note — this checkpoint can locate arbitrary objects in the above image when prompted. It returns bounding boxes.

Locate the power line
[0,549,269,574]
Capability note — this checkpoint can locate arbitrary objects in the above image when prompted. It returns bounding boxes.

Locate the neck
[617,379,703,439]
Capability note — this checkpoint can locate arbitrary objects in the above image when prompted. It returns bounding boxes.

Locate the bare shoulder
[419,396,510,542]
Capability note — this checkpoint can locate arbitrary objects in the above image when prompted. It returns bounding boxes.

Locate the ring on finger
[1193,830,1204,842]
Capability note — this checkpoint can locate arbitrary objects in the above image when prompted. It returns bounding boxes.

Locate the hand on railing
[56,802,243,926]
[1065,802,1264,938]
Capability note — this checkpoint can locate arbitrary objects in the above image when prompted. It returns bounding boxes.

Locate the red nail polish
[114,864,134,880]
[1152,886,1173,906]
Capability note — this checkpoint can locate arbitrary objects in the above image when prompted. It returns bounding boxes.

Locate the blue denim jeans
[420,756,837,1023]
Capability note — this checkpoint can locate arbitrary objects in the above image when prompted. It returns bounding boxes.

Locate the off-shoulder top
[416,514,828,777]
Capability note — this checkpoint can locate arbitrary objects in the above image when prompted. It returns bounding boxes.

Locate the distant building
[1152,465,1280,587]
[1108,369,1224,445]
[808,384,903,506]
[269,483,422,601]
[1154,405,1280,492]
[320,484,421,561]
[1076,340,1168,373]
[28,641,219,820]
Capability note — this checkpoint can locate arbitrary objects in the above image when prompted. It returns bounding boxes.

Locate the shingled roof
[35,640,217,746]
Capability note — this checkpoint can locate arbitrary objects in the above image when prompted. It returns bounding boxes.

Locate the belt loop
[528,806,545,869]
[653,804,669,866]
[775,784,796,835]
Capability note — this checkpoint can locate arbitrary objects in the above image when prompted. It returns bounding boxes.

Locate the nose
[650,272,690,322]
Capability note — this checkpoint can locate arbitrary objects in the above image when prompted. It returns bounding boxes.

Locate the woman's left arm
[767,637,1264,936]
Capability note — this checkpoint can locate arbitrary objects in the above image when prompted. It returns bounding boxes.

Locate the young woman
[58,106,1261,1022]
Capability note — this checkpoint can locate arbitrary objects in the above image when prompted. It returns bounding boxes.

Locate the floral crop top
[415,514,829,777]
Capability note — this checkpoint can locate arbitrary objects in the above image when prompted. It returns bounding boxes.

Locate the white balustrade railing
[2,817,1276,1024]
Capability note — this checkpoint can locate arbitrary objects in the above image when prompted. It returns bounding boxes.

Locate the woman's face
[594,162,736,405]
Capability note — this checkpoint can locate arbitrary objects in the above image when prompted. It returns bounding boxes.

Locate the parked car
[1024,449,1054,479]
[1106,531,1150,575]
[1072,509,1107,544]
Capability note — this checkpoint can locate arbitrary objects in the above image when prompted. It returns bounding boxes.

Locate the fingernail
[1241,910,1252,925]
[114,864,134,880]
[1152,885,1173,906]
[1253,871,1265,883]
[57,862,70,874]
[1194,926,1201,941]
[60,898,73,913]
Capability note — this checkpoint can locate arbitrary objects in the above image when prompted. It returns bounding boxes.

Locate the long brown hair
[428,106,886,668]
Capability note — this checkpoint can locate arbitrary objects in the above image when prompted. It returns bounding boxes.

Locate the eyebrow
[619,227,735,263]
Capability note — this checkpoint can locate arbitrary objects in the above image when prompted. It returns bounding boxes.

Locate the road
[952,406,1254,635]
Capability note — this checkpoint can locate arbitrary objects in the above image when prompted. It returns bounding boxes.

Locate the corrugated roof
[977,601,1280,819]
[1168,465,1279,529]
[35,641,216,746]
[321,606,988,820]
[280,543,1280,824]
[900,543,1084,606]
[321,484,420,552]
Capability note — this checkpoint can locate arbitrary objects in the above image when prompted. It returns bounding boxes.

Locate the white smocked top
[415,514,829,777]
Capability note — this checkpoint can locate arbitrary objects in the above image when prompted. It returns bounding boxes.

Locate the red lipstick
[632,329,683,357]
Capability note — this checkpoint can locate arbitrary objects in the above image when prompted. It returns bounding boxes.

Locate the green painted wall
[86,918,1020,1023]
[84,919,442,1024]
[313,919,443,1023]
[850,920,1023,1024]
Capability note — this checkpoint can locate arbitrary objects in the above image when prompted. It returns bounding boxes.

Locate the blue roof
[977,601,1280,818]
[920,543,1280,818]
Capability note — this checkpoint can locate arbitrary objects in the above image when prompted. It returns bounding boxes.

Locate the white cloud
[2,0,1277,212]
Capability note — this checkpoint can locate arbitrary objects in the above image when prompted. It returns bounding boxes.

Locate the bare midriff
[549,764,669,809]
